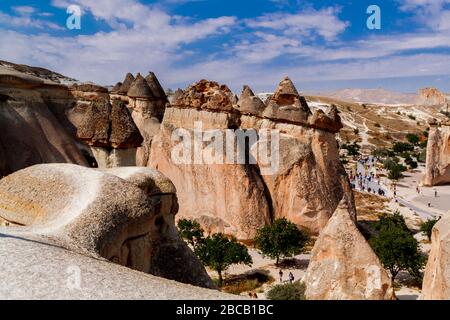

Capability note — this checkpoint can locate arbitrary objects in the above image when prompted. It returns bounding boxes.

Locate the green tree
[369,212,425,285]
[177,219,204,249]
[342,142,361,156]
[267,281,306,300]
[420,218,439,241]
[195,233,252,286]
[254,218,309,266]
[406,134,420,145]
[388,165,403,180]
[392,142,414,154]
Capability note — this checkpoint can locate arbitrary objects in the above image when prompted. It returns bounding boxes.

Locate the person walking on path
[435,189,438,198]
[288,272,295,284]
[279,269,283,283]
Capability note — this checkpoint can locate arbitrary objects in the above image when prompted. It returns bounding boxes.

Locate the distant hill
[316,88,416,105]
[0,60,78,85]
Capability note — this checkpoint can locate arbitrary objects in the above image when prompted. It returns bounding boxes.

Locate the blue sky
[1,0,450,93]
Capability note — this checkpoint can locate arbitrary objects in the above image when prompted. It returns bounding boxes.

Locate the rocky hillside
[148,78,355,240]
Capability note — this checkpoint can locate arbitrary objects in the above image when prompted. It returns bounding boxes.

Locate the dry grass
[219,270,274,295]
[354,191,389,221]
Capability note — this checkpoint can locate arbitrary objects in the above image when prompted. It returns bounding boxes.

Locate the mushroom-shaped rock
[308,105,343,133]
[235,85,266,116]
[272,76,300,105]
[421,212,450,299]
[145,72,168,102]
[173,79,235,112]
[76,99,111,147]
[263,77,311,124]
[128,73,153,99]
[303,198,394,300]
[118,73,135,95]
[0,164,213,288]
[76,99,143,148]
[111,82,122,94]
[110,99,144,148]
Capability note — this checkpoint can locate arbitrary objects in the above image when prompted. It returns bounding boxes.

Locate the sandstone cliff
[148,78,355,239]
[422,121,450,186]
[421,213,450,299]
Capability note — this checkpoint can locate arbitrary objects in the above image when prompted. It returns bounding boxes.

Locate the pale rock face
[303,199,394,300]
[422,123,450,186]
[148,79,354,239]
[421,212,450,299]
[91,147,137,168]
[0,164,213,288]
[417,87,447,106]
[149,108,271,239]
[0,78,87,177]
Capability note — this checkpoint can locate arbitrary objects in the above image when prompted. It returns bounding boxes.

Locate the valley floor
[208,162,449,300]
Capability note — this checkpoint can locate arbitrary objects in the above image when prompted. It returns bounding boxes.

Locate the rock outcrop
[0,71,87,177]
[0,229,237,299]
[417,87,447,106]
[145,71,169,121]
[149,78,354,239]
[118,73,135,95]
[303,199,394,300]
[422,121,450,186]
[421,212,450,299]
[0,163,213,288]
[76,99,143,168]
[125,72,168,166]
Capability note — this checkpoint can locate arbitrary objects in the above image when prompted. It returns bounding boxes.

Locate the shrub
[373,148,394,158]
[392,142,414,154]
[254,218,309,266]
[267,281,306,300]
[341,142,361,156]
[420,218,439,241]
[406,134,420,145]
[388,164,406,180]
[417,149,427,163]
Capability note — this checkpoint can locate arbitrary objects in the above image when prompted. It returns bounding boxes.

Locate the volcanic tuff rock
[118,72,135,95]
[235,85,266,117]
[0,229,237,299]
[128,73,153,99]
[120,72,170,166]
[303,198,394,300]
[75,99,143,167]
[149,78,353,239]
[417,87,447,106]
[172,79,235,112]
[421,212,450,299]
[263,77,312,125]
[422,121,450,186]
[0,70,87,177]
[0,164,213,288]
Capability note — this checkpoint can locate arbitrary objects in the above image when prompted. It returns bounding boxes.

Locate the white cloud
[245,7,349,41]
[12,6,36,15]
[2,0,450,93]
[0,11,64,30]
